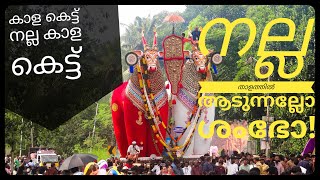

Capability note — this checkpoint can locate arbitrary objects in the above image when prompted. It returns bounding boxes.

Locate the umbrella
[163,14,185,34]
[59,153,97,171]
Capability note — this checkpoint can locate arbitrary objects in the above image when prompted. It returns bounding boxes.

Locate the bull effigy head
[141,28,159,73]
[125,28,161,73]
[190,44,208,74]
[143,49,158,72]
[188,43,223,76]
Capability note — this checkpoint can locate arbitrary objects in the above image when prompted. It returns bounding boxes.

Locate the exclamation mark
[309,116,315,138]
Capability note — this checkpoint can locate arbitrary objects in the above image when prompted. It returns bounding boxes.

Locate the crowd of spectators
[5,151,315,175]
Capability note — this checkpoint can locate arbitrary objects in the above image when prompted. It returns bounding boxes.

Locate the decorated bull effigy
[111,29,169,158]
[111,15,224,159]
[166,38,222,157]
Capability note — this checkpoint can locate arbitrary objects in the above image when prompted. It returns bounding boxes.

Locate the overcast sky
[118,5,186,35]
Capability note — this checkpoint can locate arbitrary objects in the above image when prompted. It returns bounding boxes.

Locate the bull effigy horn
[141,29,148,51]
[152,27,158,50]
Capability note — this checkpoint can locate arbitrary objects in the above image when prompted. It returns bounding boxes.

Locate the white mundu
[127,144,140,155]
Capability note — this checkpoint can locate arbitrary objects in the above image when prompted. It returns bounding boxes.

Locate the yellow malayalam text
[198,116,315,139]
[198,95,315,113]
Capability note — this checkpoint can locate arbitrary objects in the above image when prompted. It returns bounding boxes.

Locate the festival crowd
[5,151,315,175]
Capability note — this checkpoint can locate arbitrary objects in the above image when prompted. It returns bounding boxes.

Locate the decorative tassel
[172,99,176,105]
[166,83,170,89]
[212,64,218,74]
[129,66,134,73]
[178,82,183,88]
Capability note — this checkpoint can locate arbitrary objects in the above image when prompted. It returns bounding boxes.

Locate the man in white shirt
[226,158,238,175]
[293,158,306,174]
[215,157,227,169]
[127,141,140,162]
[182,162,192,175]
[151,162,161,175]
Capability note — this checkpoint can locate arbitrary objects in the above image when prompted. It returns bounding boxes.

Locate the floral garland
[174,60,209,144]
[170,60,212,156]
[136,58,182,158]
[136,58,174,159]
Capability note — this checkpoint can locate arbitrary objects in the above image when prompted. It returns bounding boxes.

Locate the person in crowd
[61,170,72,175]
[191,160,201,175]
[191,27,201,43]
[265,158,274,168]
[5,164,11,175]
[266,166,278,175]
[214,161,226,175]
[117,162,124,172]
[30,166,38,175]
[160,166,168,175]
[237,169,249,175]
[182,161,191,175]
[280,170,291,175]
[97,160,108,175]
[70,167,83,175]
[249,167,260,175]
[293,158,306,174]
[14,157,21,171]
[290,166,302,175]
[211,157,217,171]
[279,155,288,171]
[216,156,227,169]
[167,165,175,175]
[173,159,184,175]
[182,32,192,45]
[239,158,251,172]
[296,155,302,161]
[151,162,161,175]
[84,162,99,175]
[124,159,134,169]
[253,157,261,168]
[137,162,145,174]
[44,163,58,175]
[26,159,34,169]
[274,155,284,175]
[16,163,25,175]
[311,155,315,173]
[121,166,129,175]
[249,158,255,169]
[287,155,295,170]
[246,153,252,160]
[126,141,140,163]
[199,156,205,174]
[202,156,214,175]
[258,158,269,175]
[226,158,238,175]
[282,156,290,171]
[37,165,46,175]
[298,154,312,174]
